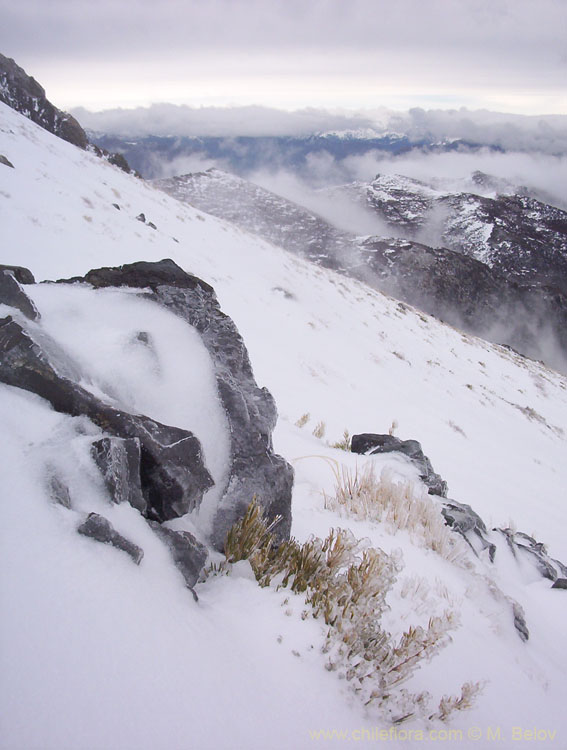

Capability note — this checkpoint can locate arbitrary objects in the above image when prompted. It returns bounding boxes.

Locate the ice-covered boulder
[78,513,144,565]
[1,259,293,555]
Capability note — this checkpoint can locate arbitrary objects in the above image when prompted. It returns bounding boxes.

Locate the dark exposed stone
[107,152,130,173]
[551,578,567,589]
[78,513,143,564]
[351,433,448,497]
[66,257,214,295]
[0,315,213,521]
[1,53,89,150]
[47,474,71,509]
[136,213,146,223]
[148,222,157,230]
[495,527,567,581]
[0,270,40,320]
[91,437,146,513]
[57,259,294,550]
[512,601,529,642]
[0,264,35,285]
[1,54,132,172]
[112,203,120,210]
[0,154,14,168]
[148,522,207,592]
[441,500,496,560]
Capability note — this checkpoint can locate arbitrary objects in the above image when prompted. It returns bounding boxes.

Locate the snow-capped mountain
[1,95,567,750]
[157,168,567,372]
[332,172,567,290]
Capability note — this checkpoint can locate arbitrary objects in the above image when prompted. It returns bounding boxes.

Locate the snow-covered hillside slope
[156,168,567,372]
[1,101,567,749]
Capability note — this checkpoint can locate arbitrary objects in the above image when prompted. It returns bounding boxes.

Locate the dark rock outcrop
[78,513,144,564]
[148,522,207,592]
[351,433,448,497]
[58,258,294,550]
[0,53,132,172]
[0,315,213,521]
[441,499,496,560]
[0,154,14,168]
[1,53,88,150]
[0,264,35,285]
[91,437,146,514]
[551,578,567,590]
[0,270,40,320]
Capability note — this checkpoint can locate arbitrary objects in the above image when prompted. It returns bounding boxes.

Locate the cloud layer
[2,0,566,112]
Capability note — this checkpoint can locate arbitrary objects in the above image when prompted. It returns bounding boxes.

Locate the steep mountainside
[157,168,567,372]
[1,99,567,749]
[157,168,352,268]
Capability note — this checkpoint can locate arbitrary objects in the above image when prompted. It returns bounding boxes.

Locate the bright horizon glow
[37,66,567,117]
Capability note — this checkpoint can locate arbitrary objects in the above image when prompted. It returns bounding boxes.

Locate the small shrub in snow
[312,420,326,439]
[324,463,468,565]
[330,429,351,451]
[218,501,478,724]
[294,412,310,428]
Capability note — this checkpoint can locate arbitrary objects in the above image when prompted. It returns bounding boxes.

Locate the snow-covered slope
[1,101,567,749]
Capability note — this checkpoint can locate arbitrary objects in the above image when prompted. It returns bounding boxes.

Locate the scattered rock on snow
[351,433,448,497]
[0,154,14,168]
[78,512,144,564]
[0,264,35,285]
[91,436,146,514]
[0,270,40,320]
[511,601,530,642]
[148,522,208,593]
[441,499,496,560]
[494,528,567,582]
[47,473,72,509]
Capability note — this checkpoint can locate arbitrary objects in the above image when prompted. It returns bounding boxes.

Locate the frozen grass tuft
[312,420,326,439]
[324,462,469,565]
[330,429,351,451]
[215,500,480,724]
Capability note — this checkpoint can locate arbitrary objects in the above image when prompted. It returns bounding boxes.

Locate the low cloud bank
[75,104,567,155]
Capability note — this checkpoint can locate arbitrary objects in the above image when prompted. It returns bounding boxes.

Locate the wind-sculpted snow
[56,258,294,547]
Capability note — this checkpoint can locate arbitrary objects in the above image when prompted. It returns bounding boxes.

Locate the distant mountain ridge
[88,131,485,180]
[157,168,567,372]
[331,173,567,293]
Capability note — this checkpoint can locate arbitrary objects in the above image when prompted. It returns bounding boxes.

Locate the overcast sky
[1,0,566,114]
